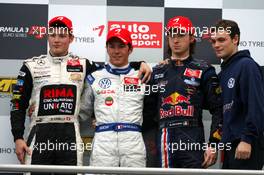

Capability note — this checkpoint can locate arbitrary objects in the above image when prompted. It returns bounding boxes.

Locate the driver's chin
[111,59,123,67]
[51,50,63,57]
[216,53,223,58]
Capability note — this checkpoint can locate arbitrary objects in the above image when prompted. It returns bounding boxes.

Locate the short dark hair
[212,19,240,46]
[106,38,133,50]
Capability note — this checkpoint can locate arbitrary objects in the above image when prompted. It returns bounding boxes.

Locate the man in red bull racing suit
[144,16,223,168]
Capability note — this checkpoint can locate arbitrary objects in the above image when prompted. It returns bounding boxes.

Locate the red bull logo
[160,106,194,119]
[162,92,190,106]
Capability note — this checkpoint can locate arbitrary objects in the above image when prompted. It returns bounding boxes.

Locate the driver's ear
[233,34,239,46]
[128,46,133,55]
[69,34,74,43]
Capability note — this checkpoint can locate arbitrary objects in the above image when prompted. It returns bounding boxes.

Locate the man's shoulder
[152,61,170,74]
[68,53,87,61]
[189,57,211,70]
[238,56,258,66]
[232,50,258,66]
[85,66,109,85]
[24,55,47,63]
[88,65,106,77]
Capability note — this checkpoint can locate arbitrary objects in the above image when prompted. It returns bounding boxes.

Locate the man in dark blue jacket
[210,19,264,169]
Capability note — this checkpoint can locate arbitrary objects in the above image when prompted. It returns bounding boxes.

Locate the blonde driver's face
[48,27,73,57]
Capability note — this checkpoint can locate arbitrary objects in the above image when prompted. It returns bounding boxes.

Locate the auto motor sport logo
[108,21,162,48]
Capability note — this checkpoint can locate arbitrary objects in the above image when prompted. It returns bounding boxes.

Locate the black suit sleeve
[10,64,33,141]
[130,61,143,70]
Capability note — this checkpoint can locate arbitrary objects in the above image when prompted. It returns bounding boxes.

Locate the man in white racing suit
[80,28,146,167]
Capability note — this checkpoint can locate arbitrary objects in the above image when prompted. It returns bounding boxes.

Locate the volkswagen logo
[227,78,235,88]
[98,78,111,89]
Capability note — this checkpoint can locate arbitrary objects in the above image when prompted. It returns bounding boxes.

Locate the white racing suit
[80,64,146,167]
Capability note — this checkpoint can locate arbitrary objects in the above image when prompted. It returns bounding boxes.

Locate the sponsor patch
[213,129,222,140]
[19,71,26,77]
[67,65,83,72]
[37,59,46,66]
[11,102,20,111]
[12,94,21,100]
[99,78,111,89]
[33,70,50,75]
[184,79,200,86]
[105,96,113,106]
[16,79,24,86]
[154,73,164,79]
[70,73,82,81]
[162,92,191,106]
[67,58,83,72]
[124,77,139,85]
[38,84,77,116]
[158,80,168,86]
[34,75,51,79]
[227,78,235,88]
[67,58,80,66]
[13,85,24,93]
[184,68,202,79]
[215,86,222,94]
[96,89,115,95]
[86,74,95,85]
[160,105,194,119]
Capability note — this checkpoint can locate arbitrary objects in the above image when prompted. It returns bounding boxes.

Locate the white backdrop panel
[223,9,264,65]
[49,4,107,62]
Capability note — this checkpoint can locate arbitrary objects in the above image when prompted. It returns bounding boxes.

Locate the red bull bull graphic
[160,105,194,119]
[160,92,194,119]
[162,92,191,106]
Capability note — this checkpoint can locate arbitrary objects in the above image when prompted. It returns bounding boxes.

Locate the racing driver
[79,28,146,167]
[145,16,223,168]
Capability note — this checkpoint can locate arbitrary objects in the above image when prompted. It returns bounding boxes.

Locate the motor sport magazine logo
[108,21,162,48]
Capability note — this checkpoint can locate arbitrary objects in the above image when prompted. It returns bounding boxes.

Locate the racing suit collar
[48,51,70,63]
[170,55,193,66]
[171,55,189,61]
[106,63,131,75]
[109,63,129,69]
